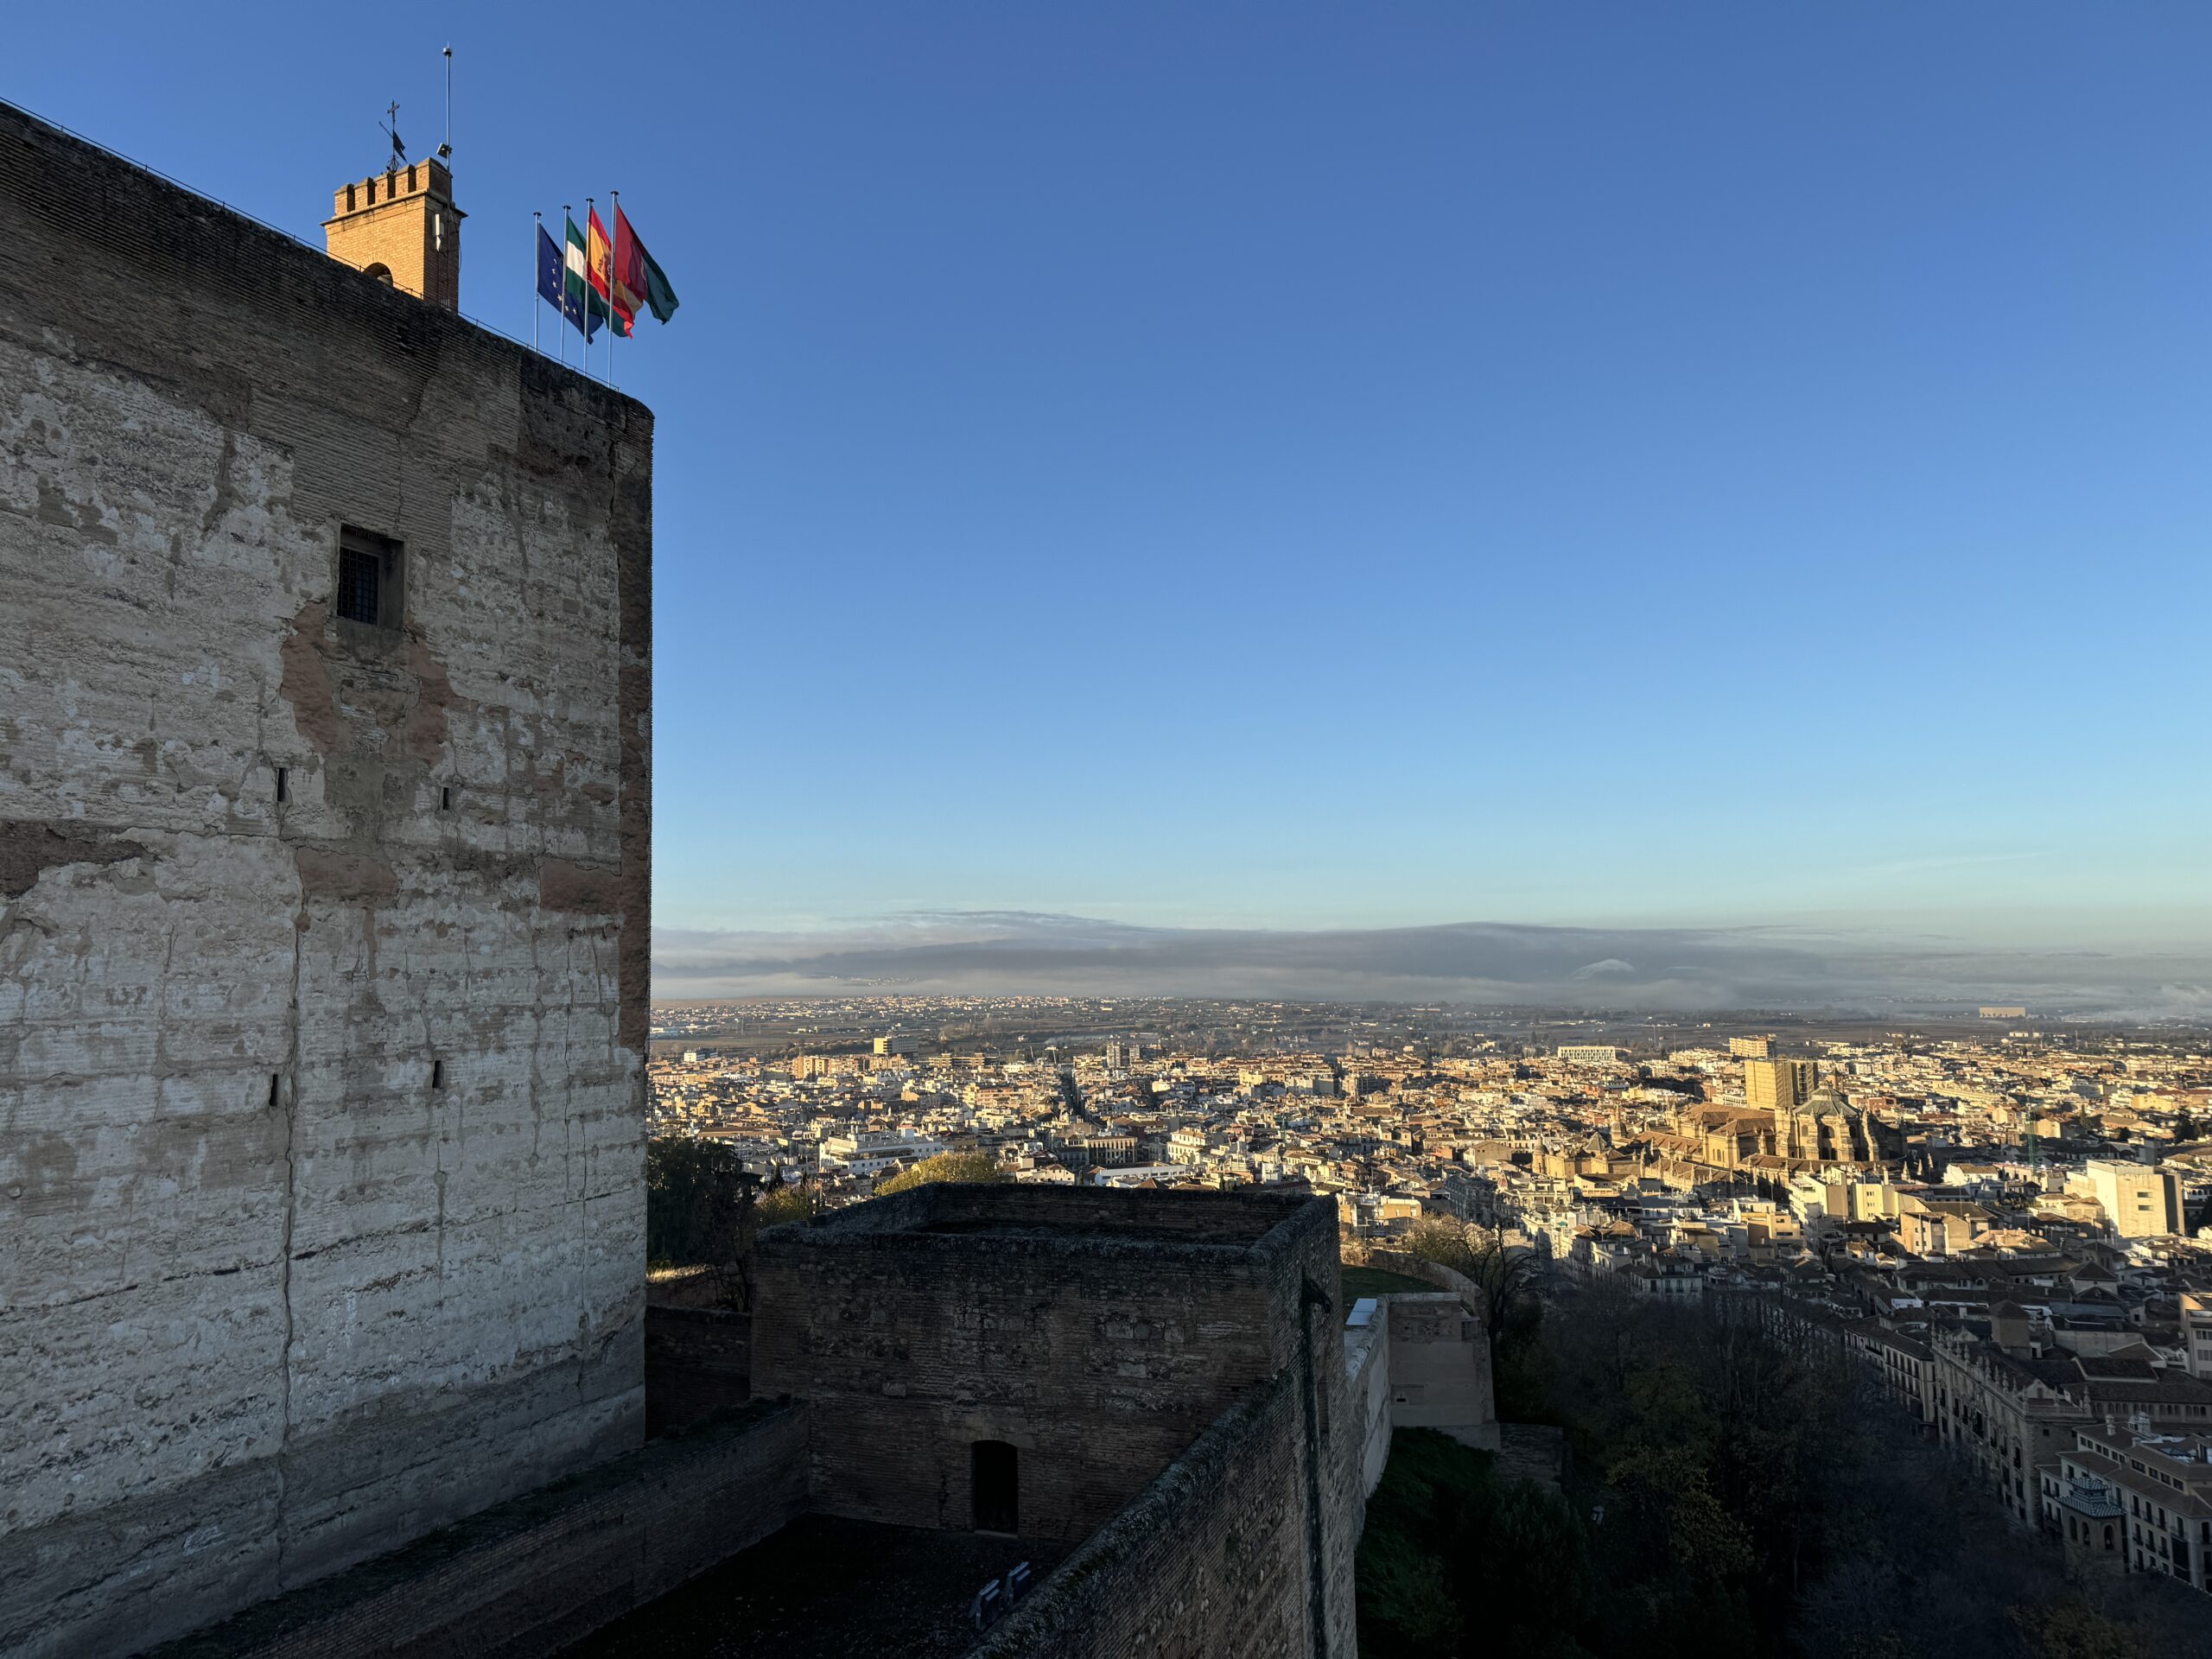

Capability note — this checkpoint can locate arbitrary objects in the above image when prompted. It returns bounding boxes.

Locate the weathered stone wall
[965,1367,1356,1659]
[1382,1294,1498,1449]
[0,102,652,1658]
[644,1307,753,1438]
[1342,1299,1394,1504]
[146,1402,806,1659]
[752,1185,1339,1546]
[1367,1249,1499,1445]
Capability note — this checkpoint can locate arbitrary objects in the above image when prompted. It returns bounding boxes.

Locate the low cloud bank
[653,912,2212,1017]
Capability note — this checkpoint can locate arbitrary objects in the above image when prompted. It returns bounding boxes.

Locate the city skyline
[12,3,2211,949]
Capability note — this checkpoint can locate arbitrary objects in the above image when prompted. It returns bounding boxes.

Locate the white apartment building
[2077,1160,2183,1239]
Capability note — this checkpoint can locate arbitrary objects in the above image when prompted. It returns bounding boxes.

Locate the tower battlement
[321,153,462,308]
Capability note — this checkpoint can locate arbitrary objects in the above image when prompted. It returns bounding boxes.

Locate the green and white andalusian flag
[564,215,619,339]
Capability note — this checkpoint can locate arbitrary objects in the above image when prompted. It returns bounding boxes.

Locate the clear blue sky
[15,5,2211,946]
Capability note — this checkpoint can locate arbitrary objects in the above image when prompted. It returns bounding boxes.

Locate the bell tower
[323,154,463,309]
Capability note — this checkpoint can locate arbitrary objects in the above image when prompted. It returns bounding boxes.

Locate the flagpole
[609,189,620,391]
[559,203,570,367]
[531,211,541,355]
[586,196,600,382]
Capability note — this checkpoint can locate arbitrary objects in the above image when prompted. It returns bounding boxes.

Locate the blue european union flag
[537,225,601,341]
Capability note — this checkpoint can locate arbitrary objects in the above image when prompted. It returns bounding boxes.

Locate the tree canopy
[645,1136,760,1267]
[1358,1281,2196,1659]
[874,1150,1012,1196]
[1403,1218,1547,1352]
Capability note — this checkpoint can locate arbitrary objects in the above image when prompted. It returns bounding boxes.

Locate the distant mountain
[652,912,2212,1019]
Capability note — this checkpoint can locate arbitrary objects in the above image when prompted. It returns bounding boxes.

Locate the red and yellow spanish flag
[585,207,632,336]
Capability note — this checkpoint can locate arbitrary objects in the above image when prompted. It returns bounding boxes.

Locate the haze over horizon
[652,910,2212,1020]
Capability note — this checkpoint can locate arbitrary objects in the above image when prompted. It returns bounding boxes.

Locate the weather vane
[380,101,405,170]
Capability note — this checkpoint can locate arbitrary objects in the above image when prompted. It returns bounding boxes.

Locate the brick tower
[322,154,462,308]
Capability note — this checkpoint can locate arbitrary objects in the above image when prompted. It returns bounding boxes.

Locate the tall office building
[1745,1057,1817,1114]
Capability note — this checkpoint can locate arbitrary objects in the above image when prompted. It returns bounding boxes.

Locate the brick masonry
[963,1370,1315,1659]
[754,1184,1363,1657]
[963,1351,1367,1659]
[753,1185,1341,1542]
[0,102,652,1658]
[321,158,461,309]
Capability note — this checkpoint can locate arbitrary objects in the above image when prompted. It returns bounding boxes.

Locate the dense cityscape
[652,996,2212,1600]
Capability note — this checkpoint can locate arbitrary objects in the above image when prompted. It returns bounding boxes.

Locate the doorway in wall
[972,1440,1018,1534]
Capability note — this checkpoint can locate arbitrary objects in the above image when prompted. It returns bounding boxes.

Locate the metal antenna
[440,48,453,161]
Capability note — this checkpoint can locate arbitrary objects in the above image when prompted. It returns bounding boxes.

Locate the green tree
[760,1167,831,1238]
[1404,1219,1546,1354]
[1463,1237,1547,1353]
[874,1150,1012,1196]
[1403,1217,1478,1276]
[645,1136,761,1276]
[1362,1278,2212,1659]
[2018,1600,2149,1659]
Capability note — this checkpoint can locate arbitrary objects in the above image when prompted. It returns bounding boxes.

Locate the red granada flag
[613,205,678,324]
[586,207,632,335]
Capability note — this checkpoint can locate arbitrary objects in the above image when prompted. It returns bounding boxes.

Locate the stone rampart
[1363,1250,1499,1449]
[1343,1298,1394,1503]
[0,100,652,1657]
[753,1185,1340,1546]
[963,1370,1325,1659]
[143,1402,804,1659]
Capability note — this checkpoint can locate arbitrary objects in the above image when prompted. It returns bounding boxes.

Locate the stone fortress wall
[146,1403,809,1659]
[111,1184,1490,1659]
[753,1185,1341,1542]
[0,102,653,1659]
[967,1367,1327,1659]
[1363,1248,1500,1446]
[753,1185,1365,1658]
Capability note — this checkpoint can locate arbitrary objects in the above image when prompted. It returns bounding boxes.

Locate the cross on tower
[382,102,405,169]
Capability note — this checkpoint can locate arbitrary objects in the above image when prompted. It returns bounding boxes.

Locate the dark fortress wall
[751,1186,1339,1546]
[966,1367,1345,1659]
[0,104,652,1657]
[645,1306,753,1437]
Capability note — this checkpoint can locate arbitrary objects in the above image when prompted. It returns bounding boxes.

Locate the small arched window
[363,263,394,286]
